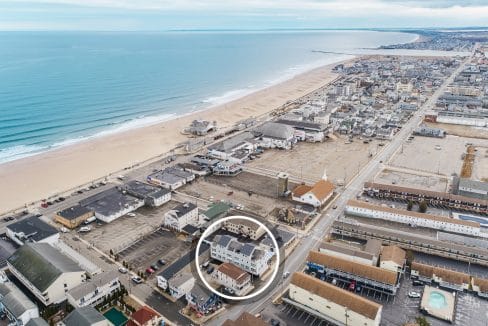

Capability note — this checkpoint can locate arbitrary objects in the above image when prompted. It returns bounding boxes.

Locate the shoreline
[0,57,353,215]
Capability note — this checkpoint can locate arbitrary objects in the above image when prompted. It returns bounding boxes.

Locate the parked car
[331,278,337,285]
[348,281,356,291]
[58,197,65,201]
[408,291,421,298]
[146,267,155,274]
[283,271,290,279]
[131,276,143,284]
[60,227,69,233]
[118,267,128,274]
[158,259,166,265]
[206,266,214,274]
[150,264,159,271]
[127,213,136,217]
[412,280,423,286]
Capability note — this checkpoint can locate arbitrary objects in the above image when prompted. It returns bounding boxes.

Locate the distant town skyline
[1,0,488,31]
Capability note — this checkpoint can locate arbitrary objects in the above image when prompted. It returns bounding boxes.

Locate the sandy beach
[0,60,348,214]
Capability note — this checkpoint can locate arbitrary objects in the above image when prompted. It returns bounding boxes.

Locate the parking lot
[118,228,191,277]
[79,201,180,254]
[390,135,486,177]
[375,168,449,192]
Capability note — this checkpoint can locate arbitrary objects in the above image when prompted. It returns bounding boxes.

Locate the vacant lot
[79,201,180,254]
[375,168,449,192]
[390,135,486,177]
[425,121,488,140]
[247,135,383,184]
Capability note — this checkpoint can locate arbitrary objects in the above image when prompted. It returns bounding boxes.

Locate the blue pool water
[428,291,448,309]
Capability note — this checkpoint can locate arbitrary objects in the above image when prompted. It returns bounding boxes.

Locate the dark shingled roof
[56,205,93,220]
[64,307,106,326]
[7,215,58,243]
[25,318,49,326]
[7,243,82,292]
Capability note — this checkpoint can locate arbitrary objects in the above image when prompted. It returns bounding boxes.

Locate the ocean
[0,30,416,163]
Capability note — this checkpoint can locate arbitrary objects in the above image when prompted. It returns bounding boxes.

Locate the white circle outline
[195,215,280,301]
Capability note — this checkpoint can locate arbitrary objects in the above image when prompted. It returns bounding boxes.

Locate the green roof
[104,307,128,326]
[7,243,82,292]
[203,202,231,220]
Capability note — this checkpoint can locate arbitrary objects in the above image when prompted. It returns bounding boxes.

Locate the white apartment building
[7,243,85,306]
[163,202,198,232]
[67,271,120,308]
[223,218,265,240]
[0,282,39,326]
[211,235,272,276]
[168,273,195,300]
[345,200,485,238]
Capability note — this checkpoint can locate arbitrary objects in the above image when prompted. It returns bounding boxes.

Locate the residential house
[167,273,195,300]
[163,202,198,232]
[213,263,251,296]
[127,306,162,326]
[0,282,39,326]
[185,283,221,316]
[67,271,120,308]
[62,307,111,326]
[222,218,265,240]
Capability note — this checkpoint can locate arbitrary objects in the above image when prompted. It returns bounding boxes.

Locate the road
[207,54,472,325]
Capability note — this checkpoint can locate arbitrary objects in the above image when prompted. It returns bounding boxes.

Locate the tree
[415,316,431,326]
[109,249,114,257]
[407,200,413,211]
[418,200,427,213]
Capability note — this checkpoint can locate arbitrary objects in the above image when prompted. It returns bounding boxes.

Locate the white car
[118,267,128,274]
[408,291,421,298]
[127,213,136,217]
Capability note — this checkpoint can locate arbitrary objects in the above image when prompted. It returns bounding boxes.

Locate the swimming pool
[428,291,448,309]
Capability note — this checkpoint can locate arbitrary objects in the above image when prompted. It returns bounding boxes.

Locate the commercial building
[319,242,377,266]
[456,178,488,200]
[410,262,470,291]
[275,119,327,142]
[185,283,221,316]
[147,167,195,190]
[211,235,272,276]
[379,246,406,273]
[7,243,85,306]
[0,282,39,326]
[80,187,144,223]
[62,307,111,326]
[306,250,399,295]
[413,125,446,138]
[55,205,95,229]
[213,262,251,296]
[163,202,198,232]
[207,132,256,164]
[222,218,265,240]
[260,227,296,252]
[186,119,216,136]
[291,179,335,208]
[156,243,210,293]
[167,272,195,300]
[6,215,59,246]
[363,181,488,215]
[67,271,120,308]
[288,272,382,326]
[200,202,231,221]
[346,199,486,238]
[123,180,171,207]
[253,122,295,150]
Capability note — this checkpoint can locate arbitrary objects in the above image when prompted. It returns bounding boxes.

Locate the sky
[1,0,488,31]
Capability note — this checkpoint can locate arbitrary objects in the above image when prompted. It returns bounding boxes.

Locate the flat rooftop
[7,215,58,242]
[124,180,170,198]
[80,187,142,217]
[57,205,93,220]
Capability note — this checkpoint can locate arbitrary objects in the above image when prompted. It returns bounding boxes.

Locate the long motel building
[287,272,383,326]
[345,199,487,238]
[306,251,399,295]
[410,262,471,292]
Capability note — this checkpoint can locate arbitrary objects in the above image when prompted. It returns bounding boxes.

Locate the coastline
[0,57,352,214]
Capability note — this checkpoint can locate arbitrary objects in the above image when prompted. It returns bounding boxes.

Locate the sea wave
[0,112,177,164]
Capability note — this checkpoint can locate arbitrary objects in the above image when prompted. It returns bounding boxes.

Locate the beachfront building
[80,187,144,223]
[163,202,198,232]
[6,215,59,246]
[207,132,257,164]
[288,272,382,326]
[123,180,171,207]
[379,246,406,273]
[291,179,335,208]
[410,262,470,291]
[211,235,272,276]
[147,166,195,190]
[7,243,85,306]
[213,263,252,296]
[55,205,95,229]
[222,218,265,240]
[187,120,217,136]
[345,199,486,238]
[306,250,399,295]
[275,119,327,142]
[0,282,39,326]
[168,273,195,300]
[67,271,120,308]
[62,307,111,326]
[253,122,295,149]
